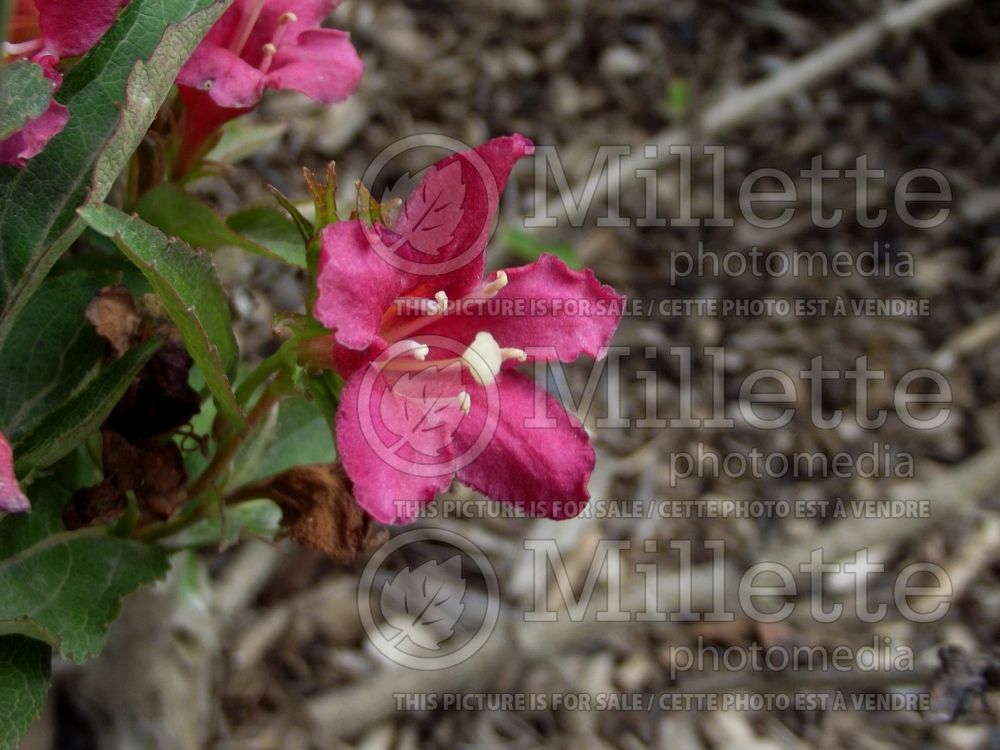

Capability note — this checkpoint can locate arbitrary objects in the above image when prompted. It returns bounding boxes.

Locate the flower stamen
[462,331,525,386]
[480,270,508,298]
[229,0,267,56]
[259,11,297,73]
[2,38,44,58]
[397,339,430,361]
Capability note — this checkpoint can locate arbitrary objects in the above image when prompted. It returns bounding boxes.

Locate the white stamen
[500,346,527,362]
[434,290,449,312]
[397,339,429,360]
[481,270,508,298]
[261,42,277,58]
[461,332,524,386]
[279,11,298,24]
[2,39,44,58]
[462,332,502,385]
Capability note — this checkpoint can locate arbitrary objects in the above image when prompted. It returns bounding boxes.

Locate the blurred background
[27,0,1000,747]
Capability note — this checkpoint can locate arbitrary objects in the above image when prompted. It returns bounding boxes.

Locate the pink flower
[0,432,29,513]
[0,0,127,166]
[0,61,68,167]
[314,135,625,524]
[174,0,363,172]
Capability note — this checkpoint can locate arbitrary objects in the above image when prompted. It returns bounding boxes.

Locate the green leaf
[0,61,55,141]
[227,206,307,267]
[246,396,336,483]
[136,184,306,267]
[161,499,282,550]
[12,339,161,471]
[205,119,287,165]
[0,533,169,660]
[0,479,66,556]
[269,186,315,244]
[0,635,50,750]
[79,204,244,429]
[0,271,109,441]
[0,481,169,662]
[136,184,252,252]
[0,0,232,343]
[503,229,581,270]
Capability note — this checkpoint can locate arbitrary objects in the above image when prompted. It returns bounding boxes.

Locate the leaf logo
[378,363,466,457]
[382,167,426,209]
[379,556,467,652]
[393,160,468,257]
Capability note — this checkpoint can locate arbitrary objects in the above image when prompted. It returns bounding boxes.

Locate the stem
[190,388,279,499]
[236,345,290,406]
[134,497,208,543]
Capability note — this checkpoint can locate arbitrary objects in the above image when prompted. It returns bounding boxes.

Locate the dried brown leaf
[86,284,142,358]
[235,463,382,561]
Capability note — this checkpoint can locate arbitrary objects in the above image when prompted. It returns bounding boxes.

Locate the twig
[527,0,969,225]
[304,436,1000,741]
[765,440,1000,569]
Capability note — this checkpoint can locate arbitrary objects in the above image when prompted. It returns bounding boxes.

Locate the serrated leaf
[0,271,109,441]
[12,338,161,471]
[0,532,169,660]
[0,480,169,662]
[161,499,282,550]
[380,557,465,651]
[136,184,306,267]
[0,0,232,343]
[0,635,50,750]
[79,204,244,429]
[0,60,55,141]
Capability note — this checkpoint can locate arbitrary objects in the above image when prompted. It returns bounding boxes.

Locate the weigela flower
[0,0,127,166]
[314,135,626,524]
[0,432,29,513]
[175,0,363,169]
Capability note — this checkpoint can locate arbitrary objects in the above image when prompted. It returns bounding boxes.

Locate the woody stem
[189,387,280,500]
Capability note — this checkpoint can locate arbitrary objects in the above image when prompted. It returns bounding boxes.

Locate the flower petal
[177,43,266,108]
[336,369,456,524]
[315,220,406,351]
[237,0,340,64]
[267,29,362,104]
[0,98,68,167]
[428,253,626,363]
[389,134,534,294]
[0,432,29,514]
[456,370,593,519]
[35,0,127,57]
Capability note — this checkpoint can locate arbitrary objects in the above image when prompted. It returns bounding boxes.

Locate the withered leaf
[86,284,141,358]
[85,285,200,441]
[106,339,200,441]
[64,479,129,531]
[64,430,188,529]
[233,463,382,561]
[136,442,188,520]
